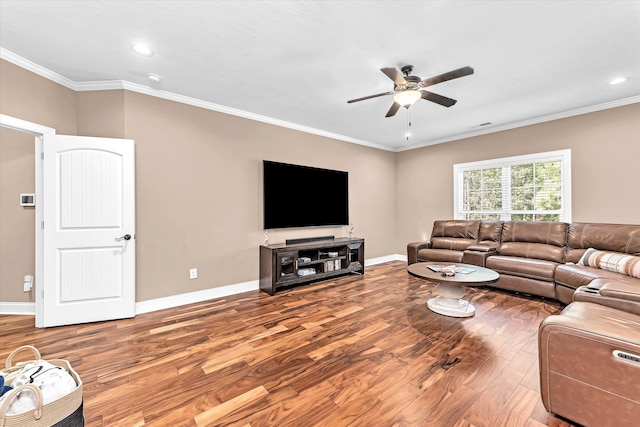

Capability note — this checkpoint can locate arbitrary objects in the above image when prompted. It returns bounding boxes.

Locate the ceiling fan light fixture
[394,90,422,107]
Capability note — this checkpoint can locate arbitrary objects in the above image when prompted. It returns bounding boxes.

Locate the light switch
[24,275,33,291]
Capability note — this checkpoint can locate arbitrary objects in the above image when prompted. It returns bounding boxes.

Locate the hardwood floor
[0,261,577,427]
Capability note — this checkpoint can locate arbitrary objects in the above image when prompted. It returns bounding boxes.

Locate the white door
[42,134,135,327]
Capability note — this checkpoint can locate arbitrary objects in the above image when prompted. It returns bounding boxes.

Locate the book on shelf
[324,259,341,271]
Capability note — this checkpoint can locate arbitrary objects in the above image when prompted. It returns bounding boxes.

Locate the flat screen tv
[263,160,349,229]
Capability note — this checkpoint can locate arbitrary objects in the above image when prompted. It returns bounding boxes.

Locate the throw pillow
[578,248,640,279]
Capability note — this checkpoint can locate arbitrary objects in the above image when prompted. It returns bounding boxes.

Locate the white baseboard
[136,254,407,314]
[1,255,408,317]
[135,279,260,315]
[366,254,406,266]
[0,302,35,316]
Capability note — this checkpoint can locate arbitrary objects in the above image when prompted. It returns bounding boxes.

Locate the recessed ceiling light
[132,43,154,57]
[609,76,629,85]
[147,73,161,83]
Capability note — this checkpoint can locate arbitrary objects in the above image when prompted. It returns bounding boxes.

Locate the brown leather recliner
[407,220,503,266]
[538,301,640,426]
[407,220,481,265]
[485,221,567,299]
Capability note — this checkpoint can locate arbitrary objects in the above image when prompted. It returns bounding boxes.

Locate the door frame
[0,113,55,327]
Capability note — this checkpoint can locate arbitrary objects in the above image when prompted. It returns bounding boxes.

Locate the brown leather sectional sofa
[408,219,640,426]
[407,219,640,306]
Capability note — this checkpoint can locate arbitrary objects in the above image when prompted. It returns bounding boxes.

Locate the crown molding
[115,80,392,151]
[1,47,77,90]
[3,48,637,153]
[1,48,390,151]
[399,95,640,152]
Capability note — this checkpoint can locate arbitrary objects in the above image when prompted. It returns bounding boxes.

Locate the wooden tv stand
[259,237,364,295]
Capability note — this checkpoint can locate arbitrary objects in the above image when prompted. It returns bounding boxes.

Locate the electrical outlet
[189,268,198,279]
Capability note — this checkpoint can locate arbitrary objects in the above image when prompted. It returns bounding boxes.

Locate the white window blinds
[453,150,571,222]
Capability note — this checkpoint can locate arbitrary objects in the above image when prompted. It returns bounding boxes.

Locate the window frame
[453,149,572,222]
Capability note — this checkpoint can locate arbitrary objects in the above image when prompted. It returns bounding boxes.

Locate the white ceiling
[1,1,639,151]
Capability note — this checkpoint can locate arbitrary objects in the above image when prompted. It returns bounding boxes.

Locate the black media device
[263,160,349,230]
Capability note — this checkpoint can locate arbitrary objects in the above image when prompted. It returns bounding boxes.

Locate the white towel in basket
[0,360,77,415]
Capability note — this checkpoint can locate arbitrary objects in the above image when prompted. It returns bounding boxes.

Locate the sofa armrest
[407,241,431,265]
[574,281,640,316]
[463,245,497,267]
[465,244,497,252]
[599,281,640,303]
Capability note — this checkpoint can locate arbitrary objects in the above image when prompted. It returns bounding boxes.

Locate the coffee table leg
[427,282,475,317]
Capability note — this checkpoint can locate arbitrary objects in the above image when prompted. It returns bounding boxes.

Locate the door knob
[116,234,132,241]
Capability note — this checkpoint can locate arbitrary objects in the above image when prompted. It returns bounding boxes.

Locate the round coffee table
[407,262,499,317]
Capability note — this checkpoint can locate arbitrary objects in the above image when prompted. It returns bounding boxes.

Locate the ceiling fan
[347,65,474,117]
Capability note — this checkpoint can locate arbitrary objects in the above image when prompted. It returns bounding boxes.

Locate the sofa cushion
[578,248,640,279]
[430,220,480,240]
[417,248,464,263]
[501,221,568,246]
[565,222,640,263]
[554,263,638,290]
[478,221,503,246]
[486,255,558,282]
[499,242,565,263]
[431,237,477,251]
[499,221,567,263]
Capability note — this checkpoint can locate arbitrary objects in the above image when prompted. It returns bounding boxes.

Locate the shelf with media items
[259,237,364,295]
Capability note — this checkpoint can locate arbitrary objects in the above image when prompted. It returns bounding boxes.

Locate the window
[454,150,571,222]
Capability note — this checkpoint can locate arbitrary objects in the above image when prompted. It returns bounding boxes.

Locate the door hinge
[42,221,45,229]
[41,152,44,160]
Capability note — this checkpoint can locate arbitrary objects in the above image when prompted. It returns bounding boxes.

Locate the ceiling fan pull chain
[405,109,412,141]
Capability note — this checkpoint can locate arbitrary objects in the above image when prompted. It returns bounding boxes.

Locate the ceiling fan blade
[380,67,407,85]
[421,91,457,107]
[347,91,394,103]
[420,66,474,87]
[385,102,401,118]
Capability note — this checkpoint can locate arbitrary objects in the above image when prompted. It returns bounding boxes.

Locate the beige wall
[395,103,640,253]
[0,60,77,303]
[123,91,396,300]
[0,128,36,302]
[1,59,639,305]
[0,60,396,303]
[76,90,126,138]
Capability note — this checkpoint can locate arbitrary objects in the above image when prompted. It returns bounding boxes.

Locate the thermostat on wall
[20,193,35,206]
